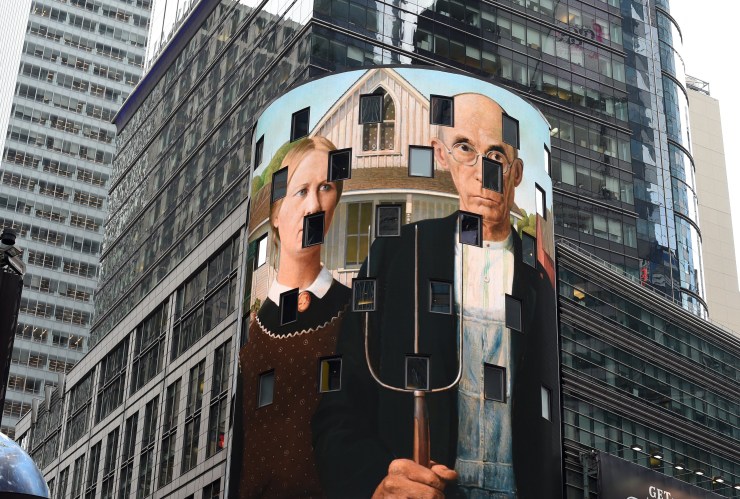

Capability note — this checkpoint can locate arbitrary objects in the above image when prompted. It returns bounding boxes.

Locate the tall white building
[0,0,152,435]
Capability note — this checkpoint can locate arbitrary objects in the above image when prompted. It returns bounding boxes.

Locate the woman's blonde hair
[269,136,344,263]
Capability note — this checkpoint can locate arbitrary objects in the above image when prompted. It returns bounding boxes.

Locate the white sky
[670,1,740,288]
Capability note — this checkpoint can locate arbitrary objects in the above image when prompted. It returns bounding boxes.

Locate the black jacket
[312,213,562,498]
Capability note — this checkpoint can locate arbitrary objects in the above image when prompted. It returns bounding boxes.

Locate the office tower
[686,76,740,335]
[15,0,740,497]
[0,0,151,435]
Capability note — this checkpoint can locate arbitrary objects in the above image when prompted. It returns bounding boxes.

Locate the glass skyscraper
[0,0,151,434]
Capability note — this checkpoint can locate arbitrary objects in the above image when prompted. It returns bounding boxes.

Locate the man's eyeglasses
[442,142,511,173]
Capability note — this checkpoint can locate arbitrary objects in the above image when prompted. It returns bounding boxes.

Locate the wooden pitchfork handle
[413,390,430,468]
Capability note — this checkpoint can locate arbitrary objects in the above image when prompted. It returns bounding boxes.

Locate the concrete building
[0,0,151,436]
[686,76,740,335]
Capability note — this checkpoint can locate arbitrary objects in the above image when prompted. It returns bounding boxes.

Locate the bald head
[431,92,524,242]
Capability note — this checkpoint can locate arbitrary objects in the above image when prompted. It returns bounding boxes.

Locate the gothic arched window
[362,88,395,151]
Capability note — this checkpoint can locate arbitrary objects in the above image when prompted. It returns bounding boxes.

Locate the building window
[351,278,376,312]
[65,373,92,450]
[544,146,551,176]
[303,212,325,247]
[70,454,85,499]
[359,93,383,124]
[159,379,181,487]
[101,427,119,499]
[430,281,452,314]
[183,361,205,472]
[430,95,454,126]
[208,340,231,457]
[362,88,395,151]
[131,304,167,394]
[118,413,138,499]
[505,295,522,332]
[408,145,434,178]
[58,467,69,499]
[319,357,342,392]
[258,370,275,408]
[482,158,503,193]
[139,397,159,497]
[522,232,536,268]
[541,386,552,421]
[254,135,264,166]
[279,288,299,325]
[96,337,129,423]
[84,442,101,499]
[255,234,268,269]
[502,114,519,149]
[535,184,546,219]
[271,166,288,203]
[291,107,310,141]
[375,204,402,238]
[203,479,221,499]
[484,364,506,402]
[345,202,372,266]
[405,356,430,390]
[459,212,482,247]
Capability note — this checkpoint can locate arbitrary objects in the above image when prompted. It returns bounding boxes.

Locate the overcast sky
[670,2,740,288]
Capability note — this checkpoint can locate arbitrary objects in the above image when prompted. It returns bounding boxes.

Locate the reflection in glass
[279,288,299,325]
[484,364,505,401]
[408,146,434,178]
[376,205,402,237]
[303,212,325,248]
[329,148,352,181]
[482,157,502,193]
[405,356,430,390]
[352,278,376,312]
[430,95,454,126]
[459,212,482,246]
[430,281,452,314]
[258,371,275,408]
[271,167,288,203]
[319,357,342,392]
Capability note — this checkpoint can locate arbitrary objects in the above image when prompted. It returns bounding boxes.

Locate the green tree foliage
[516,210,537,238]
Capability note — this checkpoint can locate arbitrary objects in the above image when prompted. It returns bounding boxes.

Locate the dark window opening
[541,385,552,421]
[522,232,536,268]
[430,95,454,126]
[271,167,288,203]
[255,135,264,167]
[484,364,506,402]
[329,148,352,181]
[459,212,482,247]
[303,212,325,248]
[376,204,402,237]
[291,107,310,141]
[535,184,546,219]
[359,94,383,124]
[502,114,519,149]
[405,355,430,390]
[505,294,522,332]
[280,288,299,325]
[482,157,503,193]
[430,281,452,314]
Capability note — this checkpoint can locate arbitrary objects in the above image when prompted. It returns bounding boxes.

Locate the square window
[255,234,268,269]
[505,294,521,331]
[544,146,551,176]
[502,114,519,149]
[541,385,552,421]
[408,146,434,178]
[429,281,452,314]
[459,212,482,247]
[352,278,376,312]
[303,212,325,248]
[535,184,546,219]
[291,107,310,141]
[482,157,503,193]
[484,364,505,401]
[359,94,383,124]
[405,356,430,390]
[255,135,264,167]
[522,232,536,268]
[257,370,274,408]
[430,95,454,126]
[376,204,402,237]
[271,167,289,203]
[279,288,299,325]
[328,148,352,181]
[318,357,342,392]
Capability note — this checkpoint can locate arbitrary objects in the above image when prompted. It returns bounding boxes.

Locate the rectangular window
[319,357,342,392]
[351,278,376,312]
[502,114,519,149]
[429,280,452,314]
[522,232,536,268]
[258,370,275,408]
[482,158,503,193]
[203,479,221,499]
[484,364,506,402]
[303,212,326,247]
[207,340,231,457]
[182,361,205,472]
[459,212,482,247]
[96,337,129,423]
[101,427,118,499]
[118,413,138,499]
[359,94,383,124]
[328,148,352,181]
[505,294,522,332]
[345,202,372,265]
[159,379,181,487]
[131,304,167,394]
[375,204,402,237]
[84,442,100,499]
[291,107,310,141]
[279,288,299,325]
[430,95,454,126]
[405,356,430,390]
[254,135,264,166]
[535,184,546,219]
[139,397,159,497]
[408,145,434,178]
[541,386,552,421]
[271,166,288,203]
[255,234,268,269]
[71,454,85,499]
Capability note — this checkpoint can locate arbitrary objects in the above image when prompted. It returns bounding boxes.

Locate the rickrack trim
[255,308,346,339]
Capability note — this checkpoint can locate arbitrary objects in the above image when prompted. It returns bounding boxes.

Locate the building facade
[0,0,151,435]
[686,77,740,335]
[14,0,738,497]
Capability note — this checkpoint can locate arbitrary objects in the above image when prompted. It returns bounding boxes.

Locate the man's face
[432,94,523,239]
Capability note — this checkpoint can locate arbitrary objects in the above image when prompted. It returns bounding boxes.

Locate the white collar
[267,266,334,303]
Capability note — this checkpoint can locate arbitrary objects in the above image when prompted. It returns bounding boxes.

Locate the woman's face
[275,148,339,258]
